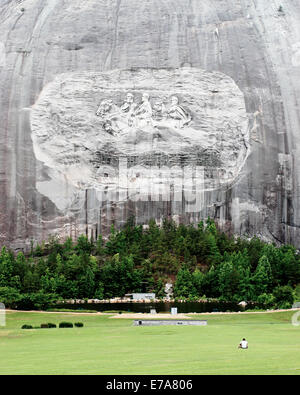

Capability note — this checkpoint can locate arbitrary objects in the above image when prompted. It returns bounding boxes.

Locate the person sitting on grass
[238,338,248,349]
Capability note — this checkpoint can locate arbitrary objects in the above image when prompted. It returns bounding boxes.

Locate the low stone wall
[58,298,213,304]
[133,320,207,326]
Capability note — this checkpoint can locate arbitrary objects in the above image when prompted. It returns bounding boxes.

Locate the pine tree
[252,255,273,298]
[218,260,239,301]
[192,269,205,297]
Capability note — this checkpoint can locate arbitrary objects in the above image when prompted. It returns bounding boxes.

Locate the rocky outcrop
[1,0,300,249]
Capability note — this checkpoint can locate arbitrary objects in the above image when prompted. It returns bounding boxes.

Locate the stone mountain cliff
[1,0,300,250]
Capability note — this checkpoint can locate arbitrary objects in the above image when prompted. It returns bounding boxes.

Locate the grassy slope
[1,311,300,375]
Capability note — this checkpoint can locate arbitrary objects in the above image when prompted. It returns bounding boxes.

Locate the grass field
[1,310,300,375]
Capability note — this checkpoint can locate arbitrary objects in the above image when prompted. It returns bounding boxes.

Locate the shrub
[0,287,22,309]
[47,323,57,328]
[21,324,33,329]
[59,322,73,328]
[294,284,300,302]
[256,293,276,309]
[74,322,84,327]
[16,292,58,311]
[273,285,294,309]
[277,301,292,309]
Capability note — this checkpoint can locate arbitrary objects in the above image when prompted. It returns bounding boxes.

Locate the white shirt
[240,340,248,349]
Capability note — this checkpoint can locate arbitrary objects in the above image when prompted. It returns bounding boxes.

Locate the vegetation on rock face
[0,218,299,309]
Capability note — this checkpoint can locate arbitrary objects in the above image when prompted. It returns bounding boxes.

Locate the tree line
[0,218,298,309]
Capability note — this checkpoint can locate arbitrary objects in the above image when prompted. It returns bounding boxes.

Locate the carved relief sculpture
[96,92,192,135]
[31,68,250,217]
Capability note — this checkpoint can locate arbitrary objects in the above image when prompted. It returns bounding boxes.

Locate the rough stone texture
[0,0,300,249]
[31,68,249,214]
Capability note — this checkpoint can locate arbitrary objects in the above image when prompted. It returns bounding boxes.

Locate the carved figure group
[96,93,191,135]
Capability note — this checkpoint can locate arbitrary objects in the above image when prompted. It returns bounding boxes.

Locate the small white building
[125,293,156,300]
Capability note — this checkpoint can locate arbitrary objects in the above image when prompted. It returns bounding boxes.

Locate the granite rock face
[31,68,249,212]
[0,0,300,249]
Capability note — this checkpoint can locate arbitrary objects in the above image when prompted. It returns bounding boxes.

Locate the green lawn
[1,310,300,374]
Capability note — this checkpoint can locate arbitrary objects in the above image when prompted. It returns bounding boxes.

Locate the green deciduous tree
[173,266,197,298]
[273,285,294,309]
